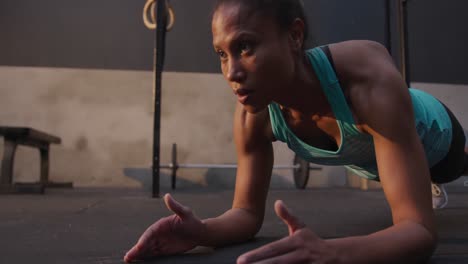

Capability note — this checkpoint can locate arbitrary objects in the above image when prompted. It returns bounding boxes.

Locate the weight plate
[293,154,309,189]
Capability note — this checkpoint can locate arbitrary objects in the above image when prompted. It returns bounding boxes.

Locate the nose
[226,58,246,83]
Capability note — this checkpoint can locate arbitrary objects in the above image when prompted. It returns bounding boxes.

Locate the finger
[241,249,308,264]
[164,193,192,220]
[124,243,146,263]
[124,225,161,263]
[237,236,296,264]
[274,200,305,235]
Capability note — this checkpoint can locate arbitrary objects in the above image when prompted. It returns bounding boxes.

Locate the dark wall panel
[305,0,387,47]
[0,0,221,72]
[167,0,388,73]
[0,0,154,70]
[0,0,386,73]
[1,0,467,84]
[407,0,468,84]
[163,0,219,73]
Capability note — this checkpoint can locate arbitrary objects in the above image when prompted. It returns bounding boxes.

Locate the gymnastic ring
[143,0,175,31]
[143,0,175,30]
[150,0,175,30]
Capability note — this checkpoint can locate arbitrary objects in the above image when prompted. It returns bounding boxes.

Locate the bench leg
[0,140,44,194]
[39,146,73,189]
[39,146,49,184]
[1,140,17,185]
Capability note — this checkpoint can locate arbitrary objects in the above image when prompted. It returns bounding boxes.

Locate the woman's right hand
[124,194,206,263]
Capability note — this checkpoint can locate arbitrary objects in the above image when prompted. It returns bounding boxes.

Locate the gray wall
[1,0,468,83]
[0,67,333,189]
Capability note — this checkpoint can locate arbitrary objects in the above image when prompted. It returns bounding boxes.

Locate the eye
[217,50,228,60]
[239,41,252,55]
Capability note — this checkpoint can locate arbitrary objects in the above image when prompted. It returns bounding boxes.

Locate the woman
[125,0,467,263]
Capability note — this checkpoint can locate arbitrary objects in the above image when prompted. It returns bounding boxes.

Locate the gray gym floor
[1,187,467,264]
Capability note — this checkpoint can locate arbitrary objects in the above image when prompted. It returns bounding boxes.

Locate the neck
[272,52,327,117]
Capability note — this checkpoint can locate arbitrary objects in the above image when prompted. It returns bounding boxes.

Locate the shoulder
[329,40,391,59]
[233,102,275,151]
[328,40,396,83]
[329,40,413,135]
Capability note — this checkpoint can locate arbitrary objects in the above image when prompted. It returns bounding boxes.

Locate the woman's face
[212,3,297,113]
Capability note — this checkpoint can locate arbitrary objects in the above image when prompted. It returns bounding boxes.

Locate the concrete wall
[0,67,300,190]
[1,66,466,190]
[0,66,154,187]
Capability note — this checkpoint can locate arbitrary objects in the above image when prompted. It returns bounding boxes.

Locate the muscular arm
[327,41,437,263]
[200,102,274,247]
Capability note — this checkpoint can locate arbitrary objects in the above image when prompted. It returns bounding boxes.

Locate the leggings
[430,104,466,184]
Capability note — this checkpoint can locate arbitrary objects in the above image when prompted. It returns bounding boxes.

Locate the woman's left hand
[237,200,339,264]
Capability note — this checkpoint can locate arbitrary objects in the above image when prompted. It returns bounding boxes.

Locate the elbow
[231,207,264,241]
[428,229,439,257]
[402,220,439,262]
[246,214,264,240]
[419,226,438,263]
[248,211,265,240]
[419,240,437,264]
[425,222,439,256]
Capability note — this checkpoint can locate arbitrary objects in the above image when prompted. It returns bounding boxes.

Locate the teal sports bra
[268,46,452,181]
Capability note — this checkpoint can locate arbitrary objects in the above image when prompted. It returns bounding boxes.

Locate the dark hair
[213,0,309,47]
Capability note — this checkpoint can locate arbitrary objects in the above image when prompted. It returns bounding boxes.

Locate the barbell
[159,143,321,190]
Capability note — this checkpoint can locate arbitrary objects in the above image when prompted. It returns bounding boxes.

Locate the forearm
[328,221,437,264]
[199,208,262,247]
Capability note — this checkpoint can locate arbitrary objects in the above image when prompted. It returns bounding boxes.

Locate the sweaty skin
[125,2,437,263]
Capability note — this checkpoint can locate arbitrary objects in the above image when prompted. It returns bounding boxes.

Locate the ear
[289,18,305,51]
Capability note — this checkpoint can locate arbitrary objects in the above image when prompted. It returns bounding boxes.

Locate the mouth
[235,88,253,104]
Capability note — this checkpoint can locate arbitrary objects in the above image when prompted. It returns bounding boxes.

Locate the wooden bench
[0,126,73,194]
